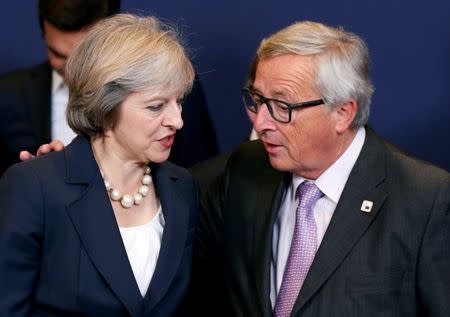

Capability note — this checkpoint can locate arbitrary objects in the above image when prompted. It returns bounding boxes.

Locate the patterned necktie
[274,181,323,317]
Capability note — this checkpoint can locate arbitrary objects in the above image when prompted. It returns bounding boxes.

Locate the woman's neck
[91,136,147,192]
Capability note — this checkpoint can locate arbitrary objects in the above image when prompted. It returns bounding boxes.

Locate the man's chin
[268,155,291,172]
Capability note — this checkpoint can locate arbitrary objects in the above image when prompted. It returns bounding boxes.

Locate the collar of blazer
[63,135,180,185]
[291,126,388,315]
[242,127,388,317]
[63,135,190,316]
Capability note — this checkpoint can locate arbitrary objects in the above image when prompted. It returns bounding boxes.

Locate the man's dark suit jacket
[0,136,198,317]
[0,62,218,175]
[194,127,450,316]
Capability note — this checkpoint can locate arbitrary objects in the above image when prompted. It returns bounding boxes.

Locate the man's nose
[253,102,275,133]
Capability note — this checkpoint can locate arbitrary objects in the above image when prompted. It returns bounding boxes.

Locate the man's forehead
[253,54,316,97]
[256,54,314,74]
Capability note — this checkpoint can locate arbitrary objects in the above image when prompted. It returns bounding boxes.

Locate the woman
[0,14,197,316]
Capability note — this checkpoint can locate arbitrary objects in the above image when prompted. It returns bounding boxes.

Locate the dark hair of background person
[38,0,121,32]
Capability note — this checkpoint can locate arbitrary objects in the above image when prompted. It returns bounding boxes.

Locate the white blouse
[119,207,165,297]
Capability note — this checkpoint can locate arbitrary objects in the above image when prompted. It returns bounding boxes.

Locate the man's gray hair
[249,21,374,128]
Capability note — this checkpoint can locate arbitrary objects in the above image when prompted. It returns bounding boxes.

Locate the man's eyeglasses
[242,88,324,123]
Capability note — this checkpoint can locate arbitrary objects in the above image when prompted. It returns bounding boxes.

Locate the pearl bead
[139,185,149,196]
[100,165,151,210]
[134,193,143,205]
[121,194,134,208]
[142,175,152,185]
[104,180,112,191]
[111,189,121,201]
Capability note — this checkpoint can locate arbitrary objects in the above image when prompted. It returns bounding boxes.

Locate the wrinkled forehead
[253,54,317,97]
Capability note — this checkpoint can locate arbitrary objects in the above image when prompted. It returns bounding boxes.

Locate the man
[0,0,217,175]
[193,21,450,316]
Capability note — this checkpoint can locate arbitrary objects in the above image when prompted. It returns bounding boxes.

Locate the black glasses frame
[242,88,324,123]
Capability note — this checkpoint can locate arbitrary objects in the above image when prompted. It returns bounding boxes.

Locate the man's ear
[334,98,357,134]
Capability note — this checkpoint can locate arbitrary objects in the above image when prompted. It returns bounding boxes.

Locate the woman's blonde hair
[65,13,195,136]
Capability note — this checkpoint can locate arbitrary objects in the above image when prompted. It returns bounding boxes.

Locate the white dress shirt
[269,127,366,307]
[119,207,165,297]
[51,71,77,145]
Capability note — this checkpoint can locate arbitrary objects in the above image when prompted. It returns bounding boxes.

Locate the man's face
[43,20,90,76]
[251,54,342,179]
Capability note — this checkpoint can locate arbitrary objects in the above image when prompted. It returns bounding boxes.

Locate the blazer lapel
[291,128,388,315]
[64,136,143,317]
[253,163,290,317]
[143,163,190,313]
[25,63,52,144]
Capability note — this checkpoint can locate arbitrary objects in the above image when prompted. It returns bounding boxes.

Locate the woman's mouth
[159,134,175,149]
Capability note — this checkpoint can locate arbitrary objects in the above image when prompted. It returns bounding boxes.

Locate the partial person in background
[193,21,450,316]
[0,0,217,176]
[0,14,198,316]
[0,0,119,176]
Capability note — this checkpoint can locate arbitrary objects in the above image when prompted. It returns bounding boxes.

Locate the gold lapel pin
[360,200,373,213]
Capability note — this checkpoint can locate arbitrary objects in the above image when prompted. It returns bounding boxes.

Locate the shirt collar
[51,70,65,95]
[291,126,366,203]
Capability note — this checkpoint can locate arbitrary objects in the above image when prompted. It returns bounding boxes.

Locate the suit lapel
[25,63,52,144]
[143,163,189,313]
[291,128,388,315]
[64,136,143,317]
[253,162,289,317]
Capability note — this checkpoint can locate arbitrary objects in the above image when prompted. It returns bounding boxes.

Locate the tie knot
[296,181,323,209]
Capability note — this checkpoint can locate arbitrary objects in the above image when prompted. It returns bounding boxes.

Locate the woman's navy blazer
[0,135,198,317]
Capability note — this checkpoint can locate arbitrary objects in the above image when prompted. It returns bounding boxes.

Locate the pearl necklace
[102,166,152,209]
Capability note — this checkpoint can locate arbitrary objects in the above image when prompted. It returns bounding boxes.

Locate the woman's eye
[147,104,163,111]
[176,98,184,108]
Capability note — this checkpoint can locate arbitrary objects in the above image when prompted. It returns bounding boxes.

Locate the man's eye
[253,96,263,104]
[274,101,289,112]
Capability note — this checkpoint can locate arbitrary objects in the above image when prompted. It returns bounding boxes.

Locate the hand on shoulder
[19,139,65,161]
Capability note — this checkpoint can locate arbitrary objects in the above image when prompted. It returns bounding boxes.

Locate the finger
[19,151,36,161]
[36,144,51,156]
[49,139,65,151]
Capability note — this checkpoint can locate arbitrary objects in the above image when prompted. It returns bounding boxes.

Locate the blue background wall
[1,0,449,170]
